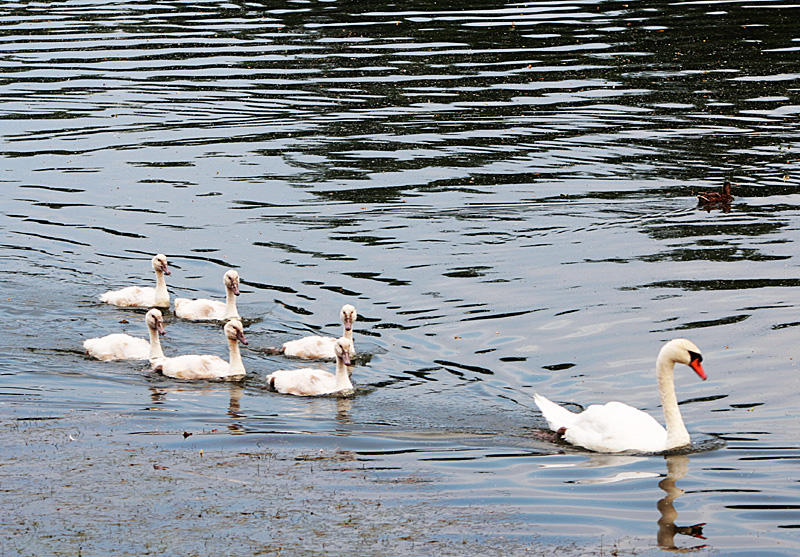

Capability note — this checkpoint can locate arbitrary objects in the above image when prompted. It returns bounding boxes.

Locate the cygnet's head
[340,304,357,331]
[661,338,706,380]
[146,308,166,336]
[151,254,170,275]
[335,337,353,366]
[224,319,247,345]
[224,270,240,296]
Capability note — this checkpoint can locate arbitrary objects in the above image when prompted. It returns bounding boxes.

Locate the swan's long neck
[342,325,353,344]
[335,356,353,391]
[224,288,239,320]
[148,325,164,360]
[227,338,245,376]
[657,354,690,450]
[154,270,169,308]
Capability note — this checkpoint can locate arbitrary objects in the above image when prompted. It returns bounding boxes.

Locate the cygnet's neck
[227,337,245,376]
[153,269,170,308]
[657,354,690,450]
[341,324,354,351]
[224,288,239,320]
[148,325,165,360]
[335,356,353,391]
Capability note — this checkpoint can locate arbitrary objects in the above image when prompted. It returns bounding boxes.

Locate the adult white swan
[533,338,707,453]
[280,304,357,359]
[175,269,241,321]
[151,319,247,381]
[100,254,171,308]
[83,308,166,361]
[267,337,354,396]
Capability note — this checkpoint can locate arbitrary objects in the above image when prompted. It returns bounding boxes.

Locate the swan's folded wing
[567,402,667,453]
[175,298,226,321]
[156,354,230,380]
[84,333,149,361]
[267,368,335,395]
[281,336,337,359]
[100,286,156,307]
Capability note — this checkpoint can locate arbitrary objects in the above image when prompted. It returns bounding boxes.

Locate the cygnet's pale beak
[157,321,166,336]
[236,329,248,345]
[232,282,240,296]
[161,262,171,275]
[341,350,351,367]
[343,316,353,332]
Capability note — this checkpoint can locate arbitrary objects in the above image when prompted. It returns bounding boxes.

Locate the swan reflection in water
[336,397,352,425]
[560,454,708,551]
[147,383,245,435]
[658,455,707,552]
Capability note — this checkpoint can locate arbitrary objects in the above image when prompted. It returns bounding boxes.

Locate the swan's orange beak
[690,359,706,380]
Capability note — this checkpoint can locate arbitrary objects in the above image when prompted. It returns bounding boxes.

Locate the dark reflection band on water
[2,2,798,182]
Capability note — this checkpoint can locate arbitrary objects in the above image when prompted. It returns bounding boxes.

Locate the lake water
[2,0,799,554]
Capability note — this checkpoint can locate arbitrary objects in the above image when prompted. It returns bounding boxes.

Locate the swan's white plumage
[100,254,171,308]
[267,367,339,396]
[281,304,357,359]
[534,339,707,453]
[175,269,241,321]
[534,395,669,453]
[152,319,247,381]
[155,354,236,380]
[268,337,353,396]
[84,309,166,361]
[281,335,338,359]
[84,333,150,361]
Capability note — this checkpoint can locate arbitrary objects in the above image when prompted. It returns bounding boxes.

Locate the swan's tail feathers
[533,393,578,432]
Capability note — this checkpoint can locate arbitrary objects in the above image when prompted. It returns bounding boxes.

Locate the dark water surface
[2,0,799,554]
